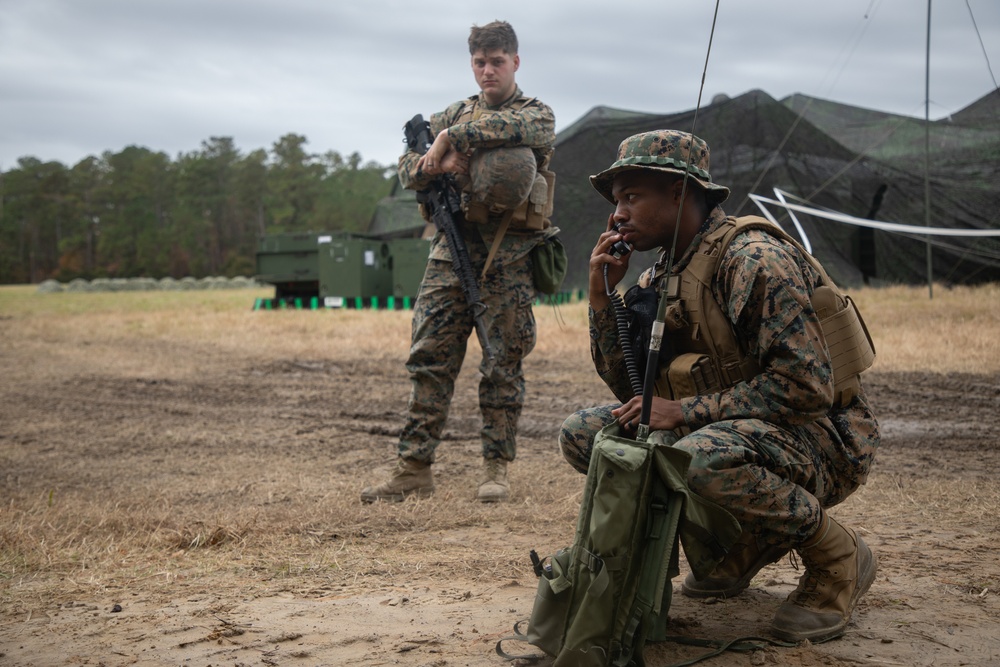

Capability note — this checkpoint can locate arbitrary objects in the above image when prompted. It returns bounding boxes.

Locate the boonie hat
[590,130,730,205]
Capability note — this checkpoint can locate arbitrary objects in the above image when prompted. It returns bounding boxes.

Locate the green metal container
[255,231,334,299]
[318,235,393,308]
[387,238,431,301]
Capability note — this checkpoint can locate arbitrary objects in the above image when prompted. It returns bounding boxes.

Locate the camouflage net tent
[550,89,1000,291]
[370,88,1000,291]
[368,184,429,240]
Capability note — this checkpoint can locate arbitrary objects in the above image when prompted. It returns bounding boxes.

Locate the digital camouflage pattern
[395,86,554,463]
[562,206,880,547]
[400,251,536,463]
[589,129,731,206]
[399,87,555,267]
[467,146,537,212]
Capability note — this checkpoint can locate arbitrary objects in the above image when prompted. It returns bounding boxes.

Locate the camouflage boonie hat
[590,130,730,205]
[468,146,537,211]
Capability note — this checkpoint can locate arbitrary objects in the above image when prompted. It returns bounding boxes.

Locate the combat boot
[681,531,789,599]
[476,458,509,503]
[360,458,434,503]
[770,513,877,643]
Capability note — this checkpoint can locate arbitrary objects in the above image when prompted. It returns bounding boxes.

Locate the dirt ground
[1,300,999,667]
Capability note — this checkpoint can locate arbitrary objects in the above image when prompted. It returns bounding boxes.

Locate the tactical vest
[649,216,875,407]
[456,94,556,231]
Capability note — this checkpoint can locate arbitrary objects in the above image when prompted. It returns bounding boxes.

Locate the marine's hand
[439,149,469,175]
[589,214,632,311]
[417,130,454,175]
[613,396,684,433]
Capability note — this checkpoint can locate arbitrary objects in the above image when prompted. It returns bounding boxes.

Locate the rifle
[403,114,495,361]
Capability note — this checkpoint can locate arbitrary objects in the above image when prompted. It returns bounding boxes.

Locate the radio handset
[610,223,633,259]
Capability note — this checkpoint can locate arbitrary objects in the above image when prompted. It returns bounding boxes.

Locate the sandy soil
[1,307,999,667]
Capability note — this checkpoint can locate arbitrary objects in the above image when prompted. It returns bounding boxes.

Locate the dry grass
[1,282,998,612]
[849,282,1000,374]
[2,281,996,373]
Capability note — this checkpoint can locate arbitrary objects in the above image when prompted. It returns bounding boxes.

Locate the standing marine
[560,129,881,642]
[361,20,556,503]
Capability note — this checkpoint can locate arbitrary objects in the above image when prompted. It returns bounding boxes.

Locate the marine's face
[609,170,680,252]
[472,48,519,106]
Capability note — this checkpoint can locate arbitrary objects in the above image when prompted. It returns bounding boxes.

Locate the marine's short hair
[469,20,518,55]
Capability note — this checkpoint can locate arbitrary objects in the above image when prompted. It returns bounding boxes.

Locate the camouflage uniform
[396,87,555,463]
[561,205,881,548]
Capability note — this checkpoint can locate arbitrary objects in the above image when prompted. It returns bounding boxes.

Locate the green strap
[481,209,514,279]
[615,479,683,667]
[495,621,548,663]
[495,625,797,666]
[659,634,799,667]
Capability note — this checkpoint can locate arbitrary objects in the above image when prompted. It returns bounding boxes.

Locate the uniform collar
[479,86,522,110]
[668,206,728,274]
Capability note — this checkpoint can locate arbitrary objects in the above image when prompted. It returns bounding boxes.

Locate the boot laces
[792,553,837,604]
[793,571,823,604]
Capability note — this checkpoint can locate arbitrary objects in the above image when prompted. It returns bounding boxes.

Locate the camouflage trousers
[398,254,536,464]
[560,404,869,547]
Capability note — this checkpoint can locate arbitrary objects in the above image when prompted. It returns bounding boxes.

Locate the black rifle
[403,114,495,361]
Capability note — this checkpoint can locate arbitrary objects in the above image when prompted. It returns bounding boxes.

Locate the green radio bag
[500,424,740,667]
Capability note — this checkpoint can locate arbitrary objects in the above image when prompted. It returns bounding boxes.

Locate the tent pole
[924,0,934,299]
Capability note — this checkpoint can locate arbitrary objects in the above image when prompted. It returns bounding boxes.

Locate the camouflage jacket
[398,87,556,265]
[591,207,879,455]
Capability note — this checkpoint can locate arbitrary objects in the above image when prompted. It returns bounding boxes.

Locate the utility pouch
[463,201,490,224]
[525,547,575,658]
[512,169,555,231]
[667,353,721,399]
[811,285,876,406]
[531,232,568,294]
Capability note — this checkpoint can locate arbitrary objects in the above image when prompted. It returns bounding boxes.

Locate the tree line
[0,134,395,284]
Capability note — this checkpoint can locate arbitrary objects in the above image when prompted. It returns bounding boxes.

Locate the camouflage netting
[550,89,1000,291]
[370,89,1000,291]
[368,184,426,239]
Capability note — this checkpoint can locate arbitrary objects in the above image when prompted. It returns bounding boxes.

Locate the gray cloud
[1,0,997,169]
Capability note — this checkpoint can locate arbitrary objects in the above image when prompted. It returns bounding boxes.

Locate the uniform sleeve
[590,303,638,403]
[397,100,467,191]
[680,234,834,428]
[446,100,556,154]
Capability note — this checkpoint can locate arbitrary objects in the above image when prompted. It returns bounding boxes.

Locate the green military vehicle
[255,231,330,301]
[255,230,430,309]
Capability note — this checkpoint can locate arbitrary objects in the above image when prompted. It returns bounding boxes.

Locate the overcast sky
[2,0,998,170]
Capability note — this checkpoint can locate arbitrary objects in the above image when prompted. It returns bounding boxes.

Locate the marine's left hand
[417,130,454,175]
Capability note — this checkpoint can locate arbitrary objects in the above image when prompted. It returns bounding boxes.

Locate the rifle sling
[481,209,514,280]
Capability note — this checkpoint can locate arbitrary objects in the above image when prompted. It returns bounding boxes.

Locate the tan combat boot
[681,531,789,599]
[770,513,877,643]
[476,458,509,502]
[360,458,434,503]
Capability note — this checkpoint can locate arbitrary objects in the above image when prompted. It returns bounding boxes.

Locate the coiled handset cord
[604,263,644,398]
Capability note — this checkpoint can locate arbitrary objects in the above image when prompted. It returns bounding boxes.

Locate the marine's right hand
[589,214,632,311]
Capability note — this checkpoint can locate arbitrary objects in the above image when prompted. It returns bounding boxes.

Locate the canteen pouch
[531,232,568,294]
